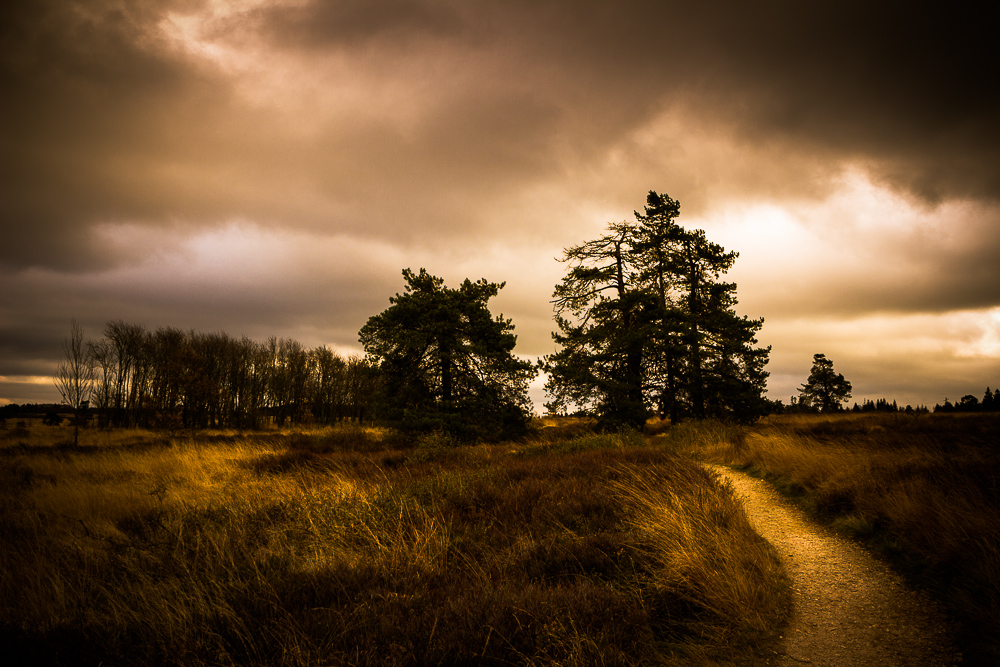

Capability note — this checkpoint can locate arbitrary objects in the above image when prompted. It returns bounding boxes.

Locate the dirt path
[709,465,961,667]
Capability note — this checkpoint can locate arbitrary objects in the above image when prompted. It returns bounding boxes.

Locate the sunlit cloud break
[2,0,998,409]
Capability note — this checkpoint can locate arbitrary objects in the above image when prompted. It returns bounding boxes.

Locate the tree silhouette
[53,318,96,446]
[359,268,536,440]
[544,191,770,427]
[959,394,980,411]
[982,387,996,412]
[798,353,852,412]
[81,320,377,430]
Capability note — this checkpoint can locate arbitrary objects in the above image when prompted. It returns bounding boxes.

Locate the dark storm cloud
[3,0,999,408]
[255,0,1000,195]
[1,0,576,271]
[2,0,233,270]
[5,0,997,271]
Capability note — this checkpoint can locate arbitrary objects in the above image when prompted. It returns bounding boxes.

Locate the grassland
[669,412,1000,666]
[0,420,789,666]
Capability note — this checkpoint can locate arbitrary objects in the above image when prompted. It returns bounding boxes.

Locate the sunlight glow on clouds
[2,0,998,408]
[699,170,1000,317]
[0,376,54,386]
[958,308,1000,359]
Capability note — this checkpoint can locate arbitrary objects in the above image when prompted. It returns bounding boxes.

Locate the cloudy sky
[3,0,999,411]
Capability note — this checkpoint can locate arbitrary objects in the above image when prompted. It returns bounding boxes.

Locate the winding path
[709,465,960,667]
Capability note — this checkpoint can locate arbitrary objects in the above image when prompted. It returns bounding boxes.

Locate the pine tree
[544,191,770,427]
[798,354,852,412]
[982,387,995,412]
[360,268,536,440]
[544,222,656,427]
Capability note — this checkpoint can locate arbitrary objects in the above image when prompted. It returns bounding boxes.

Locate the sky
[3,0,999,411]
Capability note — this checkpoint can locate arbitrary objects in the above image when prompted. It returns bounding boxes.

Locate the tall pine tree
[544,191,770,427]
[360,268,536,440]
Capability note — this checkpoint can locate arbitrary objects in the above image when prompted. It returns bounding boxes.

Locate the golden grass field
[1,420,790,666]
[5,412,996,665]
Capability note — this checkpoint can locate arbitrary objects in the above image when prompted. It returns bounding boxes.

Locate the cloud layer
[3,0,998,408]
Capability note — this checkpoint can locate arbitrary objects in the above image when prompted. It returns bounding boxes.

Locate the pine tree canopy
[543,191,771,428]
[359,268,536,440]
[798,353,853,412]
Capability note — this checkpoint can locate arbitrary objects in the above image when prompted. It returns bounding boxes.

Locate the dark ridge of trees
[858,398,898,412]
[543,191,771,428]
[0,404,70,417]
[782,396,931,415]
[847,399,931,414]
[934,387,1000,413]
[71,320,379,430]
[783,384,1000,416]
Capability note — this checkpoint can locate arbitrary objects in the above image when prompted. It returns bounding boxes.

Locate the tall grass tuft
[614,462,789,650]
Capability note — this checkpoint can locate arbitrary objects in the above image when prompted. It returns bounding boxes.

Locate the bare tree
[54,319,96,446]
[104,320,146,427]
[88,338,116,428]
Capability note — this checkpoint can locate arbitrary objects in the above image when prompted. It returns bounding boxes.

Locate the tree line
[46,182,997,440]
[49,190,776,438]
[60,320,378,431]
[849,398,930,413]
[934,388,1000,413]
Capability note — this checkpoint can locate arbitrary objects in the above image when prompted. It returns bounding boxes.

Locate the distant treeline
[772,387,999,416]
[933,387,1000,413]
[850,399,929,413]
[76,320,377,430]
[843,387,999,414]
[0,404,65,418]
[782,398,930,415]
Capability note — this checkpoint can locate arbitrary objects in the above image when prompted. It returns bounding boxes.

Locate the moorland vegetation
[5,412,997,665]
[1,419,790,666]
[672,411,1000,666]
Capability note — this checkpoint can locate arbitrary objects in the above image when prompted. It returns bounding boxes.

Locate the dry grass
[1,420,789,666]
[674,412,1000,667]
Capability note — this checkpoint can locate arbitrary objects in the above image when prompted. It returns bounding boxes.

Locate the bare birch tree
[54,318,96,446]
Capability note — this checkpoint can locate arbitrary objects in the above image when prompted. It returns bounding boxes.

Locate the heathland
[3,412,996,666]
[1,419,789,667]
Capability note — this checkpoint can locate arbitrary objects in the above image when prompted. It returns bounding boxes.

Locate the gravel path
[709,465,961,667]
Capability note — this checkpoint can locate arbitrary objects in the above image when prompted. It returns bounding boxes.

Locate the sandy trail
[709,465,960,667]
